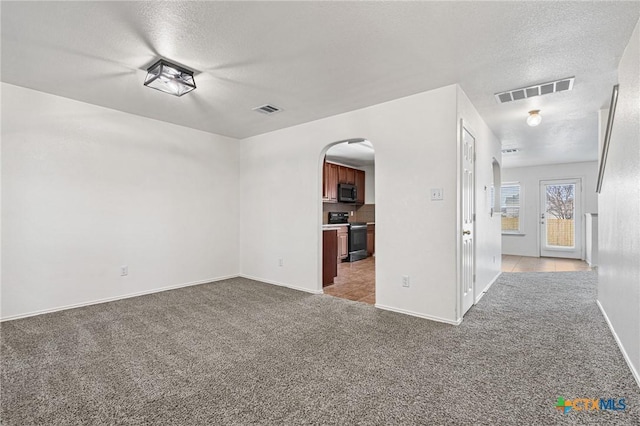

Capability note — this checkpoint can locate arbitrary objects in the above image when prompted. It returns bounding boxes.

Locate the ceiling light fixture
[526,110,542,127]
[144,59,196,97]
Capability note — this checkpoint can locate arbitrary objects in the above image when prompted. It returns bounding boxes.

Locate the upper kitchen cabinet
[322,161,338,203]
[323,161,365,204]
[355,169,365,205]
[339,166,356,185]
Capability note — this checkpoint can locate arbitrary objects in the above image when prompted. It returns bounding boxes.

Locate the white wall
[501,161,599,258]
[361,164,375,204]
[456,87,503,303]
[2,82,501,325]
[1,84,240,319]
[598,18,640,386]
[239,84,501,324]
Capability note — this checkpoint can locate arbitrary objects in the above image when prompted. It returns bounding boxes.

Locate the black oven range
[327,212,368,262]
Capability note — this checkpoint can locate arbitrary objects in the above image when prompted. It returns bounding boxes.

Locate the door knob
[463,230,471,235]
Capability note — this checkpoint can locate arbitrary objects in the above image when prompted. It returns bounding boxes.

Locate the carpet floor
[2,272,639,425]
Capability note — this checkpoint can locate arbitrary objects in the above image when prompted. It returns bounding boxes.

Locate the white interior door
[540,179,582,259]
[461,126,475,315]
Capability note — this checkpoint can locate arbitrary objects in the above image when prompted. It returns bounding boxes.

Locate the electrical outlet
[402,275,410,287]
[430,188,443,201]
[121,265,128,276]
[278,258,284,267]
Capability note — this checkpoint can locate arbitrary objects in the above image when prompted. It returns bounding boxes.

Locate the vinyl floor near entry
[323,257,375,304]
[502,255,592,272]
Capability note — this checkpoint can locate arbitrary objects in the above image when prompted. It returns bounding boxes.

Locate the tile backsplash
[322,203,375,223]
[355,204,375,223]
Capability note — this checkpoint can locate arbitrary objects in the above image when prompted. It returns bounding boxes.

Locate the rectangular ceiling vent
[252,104,281,115]
[501,148,519,154]
[494,77,575,104]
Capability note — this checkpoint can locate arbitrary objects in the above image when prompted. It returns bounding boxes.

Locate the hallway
[502,255,592,273]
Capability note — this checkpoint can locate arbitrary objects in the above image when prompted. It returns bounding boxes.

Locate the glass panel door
[540,179,582,259]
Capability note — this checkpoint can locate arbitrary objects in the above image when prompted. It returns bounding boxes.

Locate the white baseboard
[597,300,640,388]
[374,303,462,325]
[0,275,238,322]
[475,272,501,304]
[238,274,323,295]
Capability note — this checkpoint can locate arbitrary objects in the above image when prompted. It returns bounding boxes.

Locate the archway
[319,138,376,304]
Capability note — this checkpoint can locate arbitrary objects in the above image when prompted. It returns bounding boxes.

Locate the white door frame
[539,178,583,259]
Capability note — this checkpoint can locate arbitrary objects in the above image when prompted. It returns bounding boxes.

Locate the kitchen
[321,139,375,304]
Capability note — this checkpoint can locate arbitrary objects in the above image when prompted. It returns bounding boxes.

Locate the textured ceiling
[2,1,639,168]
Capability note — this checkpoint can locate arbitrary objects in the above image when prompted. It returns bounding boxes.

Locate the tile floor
[323,256,375,305]
[502,255,592,272]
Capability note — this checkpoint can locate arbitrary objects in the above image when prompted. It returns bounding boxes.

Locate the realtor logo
[555,397,627,414]
[555,397,572,414]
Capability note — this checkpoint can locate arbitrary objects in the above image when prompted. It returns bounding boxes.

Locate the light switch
[430,188,443,201]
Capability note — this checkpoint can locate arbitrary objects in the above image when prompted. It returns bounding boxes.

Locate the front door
[540,179,582,259]
[461,125,475,316]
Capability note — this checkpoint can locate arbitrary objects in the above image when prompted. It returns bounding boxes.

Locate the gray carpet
[2,272,639,425]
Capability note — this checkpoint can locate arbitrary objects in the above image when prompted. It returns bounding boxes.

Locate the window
[501,183,522,234]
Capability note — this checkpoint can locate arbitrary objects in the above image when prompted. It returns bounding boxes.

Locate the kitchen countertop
[323,223,375,229]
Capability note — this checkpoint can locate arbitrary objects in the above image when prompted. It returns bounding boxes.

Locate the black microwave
[338,183,357,203]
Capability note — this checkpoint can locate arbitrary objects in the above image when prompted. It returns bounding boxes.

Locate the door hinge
[473,213,476,221]
[473,274,476,282]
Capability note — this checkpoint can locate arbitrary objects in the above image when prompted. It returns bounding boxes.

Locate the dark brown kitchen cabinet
[340,167,355,185]
[337,166,346,185]
[367,224,375,256]
[323,229,338,286]
[322,161,338,203]
[355,169,365,204]
[323,161,364,204]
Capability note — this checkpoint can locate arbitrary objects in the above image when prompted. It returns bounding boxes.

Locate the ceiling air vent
[501,148,519,154]
[494,77,575,104]
[253,104,281,115]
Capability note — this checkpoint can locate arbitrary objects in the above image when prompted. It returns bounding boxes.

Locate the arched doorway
[319,138,376,304]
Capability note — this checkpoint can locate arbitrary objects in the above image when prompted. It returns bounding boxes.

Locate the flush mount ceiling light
[526,110,542,127]
[144,59,196,97]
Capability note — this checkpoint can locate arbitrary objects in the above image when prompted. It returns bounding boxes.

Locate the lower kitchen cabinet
[337,227,348,261]
[323,229,337,286]
[367,224,375,256]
